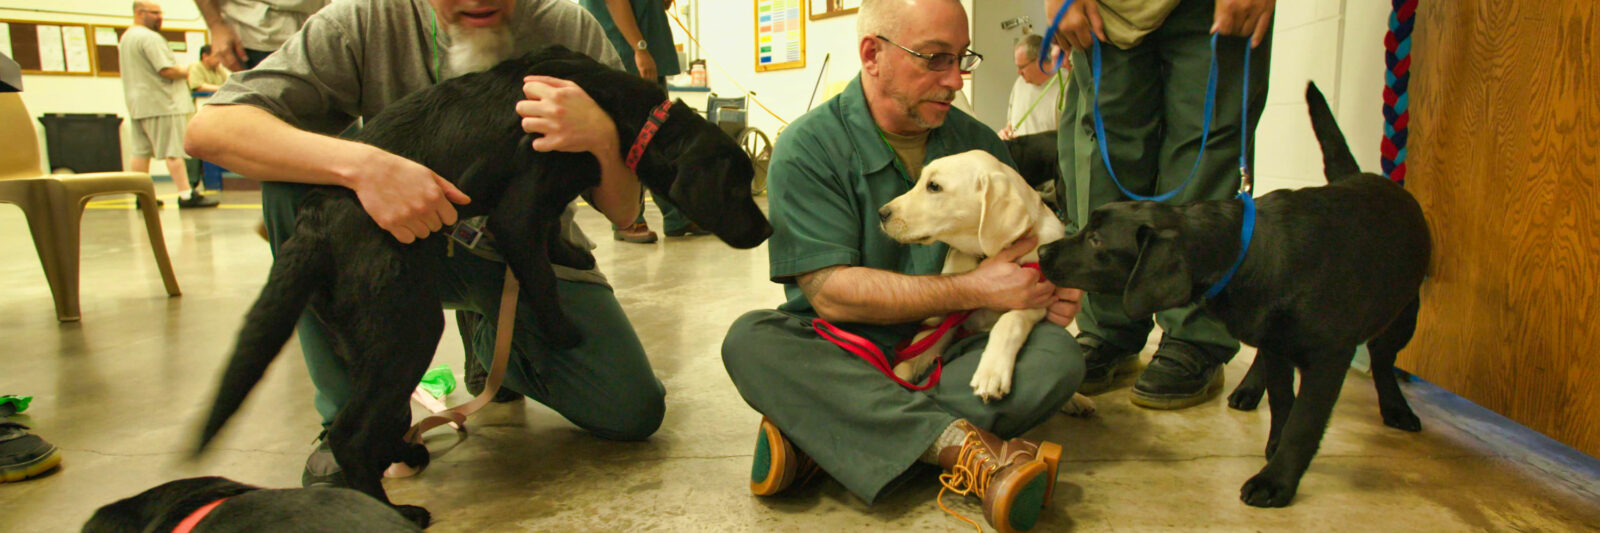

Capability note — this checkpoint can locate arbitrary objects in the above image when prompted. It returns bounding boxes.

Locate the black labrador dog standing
[83,477,420,533]
[1038,82,1430,507]
[195,46,772,527]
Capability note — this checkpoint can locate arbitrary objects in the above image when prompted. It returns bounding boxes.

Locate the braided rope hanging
[1382,0,1416,185]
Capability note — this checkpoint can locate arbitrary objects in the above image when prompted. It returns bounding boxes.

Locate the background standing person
[120,0,218,208]
[579,0,708,242]
[1000,34,1064,140]
[193,0,329,70]
[1046,0,1273,409]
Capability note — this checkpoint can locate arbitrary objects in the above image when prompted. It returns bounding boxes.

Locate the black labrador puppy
[83,477,420,533]
[1004,130,1060,189]
[1038,82,1430,508]
[195,46,772,527]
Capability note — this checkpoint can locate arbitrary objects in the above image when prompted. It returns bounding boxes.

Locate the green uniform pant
[721,310,1084,503]
[262,181,665,441]
[1056,0,1271,362]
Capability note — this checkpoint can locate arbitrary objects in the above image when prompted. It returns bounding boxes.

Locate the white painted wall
[4,1,207,175]
[1255,0,1391,194]
[6,0,1392,187]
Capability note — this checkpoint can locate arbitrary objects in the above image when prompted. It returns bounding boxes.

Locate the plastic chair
[0,93,180,321]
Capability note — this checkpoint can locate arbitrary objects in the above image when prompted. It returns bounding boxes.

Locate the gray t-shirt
[118,25,196,119]
[218,0,330,51]
[208,0,623,285]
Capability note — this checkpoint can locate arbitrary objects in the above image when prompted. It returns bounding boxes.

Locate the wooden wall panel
[1403,0,1600,457]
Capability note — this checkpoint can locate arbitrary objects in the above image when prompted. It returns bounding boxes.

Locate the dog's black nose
[878,207,892,223]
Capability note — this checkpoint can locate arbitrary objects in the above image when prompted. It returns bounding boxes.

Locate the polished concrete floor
[3,190,1599,532]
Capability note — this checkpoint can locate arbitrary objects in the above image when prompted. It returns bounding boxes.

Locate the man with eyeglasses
[719,1,1085,530]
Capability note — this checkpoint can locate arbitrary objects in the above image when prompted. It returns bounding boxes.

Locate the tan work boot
[613,221,658,243]
[936,420,1062,533]
[749,417,821,496]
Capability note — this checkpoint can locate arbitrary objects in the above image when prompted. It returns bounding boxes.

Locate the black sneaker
[135,196,165,209]
[1130,343,1226,410]
[458,311,522,404]
[1076,335,1141,395]
[177,192,221,209]
[0,421,61,483]
[302,431,346,488]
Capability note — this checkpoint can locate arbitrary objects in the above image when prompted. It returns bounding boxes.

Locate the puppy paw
[1240,473,1298,508]
[1381,408,1423,432]
[1060,393,1096,417]
[969,361,1012,402]
[1227,384,1264,411]
[395,504,432,528]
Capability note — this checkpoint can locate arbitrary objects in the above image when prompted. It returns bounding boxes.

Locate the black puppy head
[635,104,772,249]
[1038,201,1194,317]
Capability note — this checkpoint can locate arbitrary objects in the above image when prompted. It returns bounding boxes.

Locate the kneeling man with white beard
[186,0,668,487]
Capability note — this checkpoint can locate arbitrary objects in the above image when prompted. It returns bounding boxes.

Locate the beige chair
[0,93,179,322]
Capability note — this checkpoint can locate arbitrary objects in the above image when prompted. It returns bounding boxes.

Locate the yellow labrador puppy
[880,150,1093,414]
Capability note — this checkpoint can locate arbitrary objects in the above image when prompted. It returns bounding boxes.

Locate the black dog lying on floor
[1038,82,1430,508]
[195,46,772,527]
[83,477,420,532]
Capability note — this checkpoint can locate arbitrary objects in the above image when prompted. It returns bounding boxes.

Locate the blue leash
[1041,0,1256,300]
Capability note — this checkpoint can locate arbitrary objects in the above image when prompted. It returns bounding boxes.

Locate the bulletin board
[809,0,859,20]
[754,0,805,72]
[89,25,207,78]
[2,20,97,76]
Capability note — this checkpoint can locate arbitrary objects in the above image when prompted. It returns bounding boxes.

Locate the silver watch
[634,39,648,51]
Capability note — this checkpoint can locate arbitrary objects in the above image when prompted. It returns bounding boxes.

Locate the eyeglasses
[875,35,982,72]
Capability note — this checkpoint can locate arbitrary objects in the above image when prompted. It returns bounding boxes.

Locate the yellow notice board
[755,0,804,72]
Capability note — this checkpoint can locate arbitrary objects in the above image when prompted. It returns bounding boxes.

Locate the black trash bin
[38,113,124,174]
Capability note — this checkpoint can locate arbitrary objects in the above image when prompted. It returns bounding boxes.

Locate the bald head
[133,0,164,30]
[857,0,964,42]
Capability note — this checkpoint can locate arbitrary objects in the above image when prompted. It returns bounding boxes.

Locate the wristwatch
[634,39,648,51]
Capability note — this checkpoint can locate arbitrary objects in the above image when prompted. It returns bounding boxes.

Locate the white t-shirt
[1005,74,1064,137]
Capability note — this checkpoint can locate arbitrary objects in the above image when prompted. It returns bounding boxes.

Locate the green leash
[1009,71,1068,133]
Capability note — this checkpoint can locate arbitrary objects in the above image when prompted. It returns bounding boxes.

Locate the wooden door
[1404,1,1600,456]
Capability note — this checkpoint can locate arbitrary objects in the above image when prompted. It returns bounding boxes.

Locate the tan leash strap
[388,267,519,477]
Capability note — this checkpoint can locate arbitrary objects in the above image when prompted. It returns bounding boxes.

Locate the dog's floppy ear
[977,168,1035,256]
[1123,224,1192,317]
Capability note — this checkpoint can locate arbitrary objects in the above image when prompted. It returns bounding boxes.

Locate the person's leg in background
[1058,35,1166,396]
[148,115,217,208]
[1125,0,1272,410]
[612,198,658,243]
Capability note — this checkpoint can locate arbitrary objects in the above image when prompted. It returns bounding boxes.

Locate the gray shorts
[129,115,188,159]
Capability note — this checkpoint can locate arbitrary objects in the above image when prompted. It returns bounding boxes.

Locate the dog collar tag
[449,217,488,249]
[625,99,674,173]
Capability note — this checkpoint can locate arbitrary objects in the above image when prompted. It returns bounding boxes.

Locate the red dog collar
[172,497,228,533]
[625,99,674,173]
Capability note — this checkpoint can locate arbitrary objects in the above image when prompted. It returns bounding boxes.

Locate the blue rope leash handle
[1040,0,1257,299]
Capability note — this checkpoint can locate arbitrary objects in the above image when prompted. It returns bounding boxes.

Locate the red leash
[813,263,1042,390]
[171,498,228,533]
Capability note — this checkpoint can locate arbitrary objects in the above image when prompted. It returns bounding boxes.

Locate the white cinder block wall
[1256,0,1392,193]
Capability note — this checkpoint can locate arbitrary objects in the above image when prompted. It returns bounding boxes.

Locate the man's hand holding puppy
[518,75,644,228]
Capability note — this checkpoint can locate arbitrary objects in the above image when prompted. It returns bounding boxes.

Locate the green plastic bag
[417,366,457,399]
[0,395,32,417]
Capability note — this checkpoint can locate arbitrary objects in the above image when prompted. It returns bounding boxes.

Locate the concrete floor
[3,190,1599,532]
